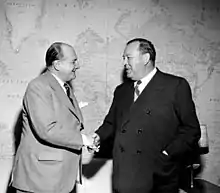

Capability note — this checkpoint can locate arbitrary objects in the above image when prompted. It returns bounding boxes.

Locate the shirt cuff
[81,134,91,146]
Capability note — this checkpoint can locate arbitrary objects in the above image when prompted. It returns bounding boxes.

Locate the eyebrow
[123,54,135,58]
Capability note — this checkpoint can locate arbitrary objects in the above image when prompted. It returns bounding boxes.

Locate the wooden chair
[179,124,209,192]
[189,124,209,189]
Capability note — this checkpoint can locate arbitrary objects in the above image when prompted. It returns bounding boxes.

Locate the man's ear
[143,53,150,65]
[53,60,60,71]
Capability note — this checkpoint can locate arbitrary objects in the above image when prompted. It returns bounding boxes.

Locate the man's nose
[75,61,80,69]
[123,58,128,67]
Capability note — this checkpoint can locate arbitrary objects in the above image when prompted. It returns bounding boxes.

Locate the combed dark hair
[45,42,65,67]
[127,38,156,62]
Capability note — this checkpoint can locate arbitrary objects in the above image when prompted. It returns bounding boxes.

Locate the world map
[0,0,220,185]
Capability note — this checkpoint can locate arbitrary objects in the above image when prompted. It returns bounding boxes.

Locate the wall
[0,0,220,192]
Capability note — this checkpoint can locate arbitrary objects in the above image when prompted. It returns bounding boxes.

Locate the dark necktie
[64,83,73,104]
[134,80,142,97]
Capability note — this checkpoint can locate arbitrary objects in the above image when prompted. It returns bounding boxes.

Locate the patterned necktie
[64,83,73,104]
[134,80,142,97]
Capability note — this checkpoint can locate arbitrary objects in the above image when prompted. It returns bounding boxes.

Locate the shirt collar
[51,73,66,93]
[134,67,157,91]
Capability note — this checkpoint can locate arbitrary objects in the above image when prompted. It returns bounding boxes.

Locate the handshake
[82,133,100,152]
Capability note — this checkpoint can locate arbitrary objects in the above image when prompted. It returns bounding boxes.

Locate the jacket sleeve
[95,89,118,142]
[23,81,83,150]
[165,78,201,158]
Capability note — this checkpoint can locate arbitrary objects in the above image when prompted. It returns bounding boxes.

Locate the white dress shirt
[51,73,66,94]
[134,67,157,101]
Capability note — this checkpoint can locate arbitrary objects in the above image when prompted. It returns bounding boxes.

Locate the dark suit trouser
[153,169,179,193]
[113,170,179,193]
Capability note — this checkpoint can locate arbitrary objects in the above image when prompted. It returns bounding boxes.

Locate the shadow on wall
[13,110,23,153]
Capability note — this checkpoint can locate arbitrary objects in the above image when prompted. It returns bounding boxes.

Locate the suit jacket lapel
[131,69,165,111]
[121,70,166,128]
[44,72,81,122]
[120,81,135,127]
[69,88,83,122]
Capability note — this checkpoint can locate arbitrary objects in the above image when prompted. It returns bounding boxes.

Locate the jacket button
[146,109,151,115]
[121,129,126,133]
[136,150,142,154]
[120,146,125,152]
[137,129,142,134]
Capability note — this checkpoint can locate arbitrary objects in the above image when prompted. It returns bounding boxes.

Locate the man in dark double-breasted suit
[94,38,201,193]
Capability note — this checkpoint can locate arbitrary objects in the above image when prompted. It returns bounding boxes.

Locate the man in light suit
[11,42,94,193]
[94,38,201,193]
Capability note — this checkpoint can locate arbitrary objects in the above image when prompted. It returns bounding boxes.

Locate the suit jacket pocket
[156,152,177,175]
[35,152,63,189]
[38,151,63,161]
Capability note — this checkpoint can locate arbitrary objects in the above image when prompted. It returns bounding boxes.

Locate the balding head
[45,42,79,82]
[45,42,72,68]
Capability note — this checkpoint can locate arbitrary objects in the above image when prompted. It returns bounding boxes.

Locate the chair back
[199,124,209,154]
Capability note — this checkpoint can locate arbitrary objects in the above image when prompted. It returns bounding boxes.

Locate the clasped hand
[82,133,100,152]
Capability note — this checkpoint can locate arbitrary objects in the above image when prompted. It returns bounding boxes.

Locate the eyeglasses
[122,56,136,61]
[60,59,78,65]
